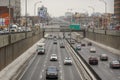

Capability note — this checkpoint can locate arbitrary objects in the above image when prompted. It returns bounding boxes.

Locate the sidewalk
[0,38,45,80]
[84,38,120,55]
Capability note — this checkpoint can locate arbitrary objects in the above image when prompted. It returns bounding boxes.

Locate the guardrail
[66,39,101,80]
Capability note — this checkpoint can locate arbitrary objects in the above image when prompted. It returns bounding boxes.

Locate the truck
[36,43,45,55]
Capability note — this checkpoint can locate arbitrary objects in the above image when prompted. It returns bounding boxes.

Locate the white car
[90,47,96,53]
[64,57,72,65]
[76,45,81,50]
[50,54,58,61]
[100,54,108,61]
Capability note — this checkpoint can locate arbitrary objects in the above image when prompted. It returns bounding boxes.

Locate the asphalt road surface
[71,38,120,80]
[20,33,82,80]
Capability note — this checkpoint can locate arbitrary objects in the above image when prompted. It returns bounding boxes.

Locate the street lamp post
[88,6,95,29]
[8,0,11,32]
[99,0,107,13]
[34,1,42,16]
[82,9,88,26]
[25,0,27,30]
[67,9,73,42]
[88,6,95,14]
[99,0,107,29]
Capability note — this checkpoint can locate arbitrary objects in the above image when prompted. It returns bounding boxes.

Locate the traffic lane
[73,41,120,80]
[31,40,53,80]
[79,47,118,80]
[40,39,62,80]
[80,41,120,80]
[83,40,119,60]
[20,39,52,80]
[59,39,82,80]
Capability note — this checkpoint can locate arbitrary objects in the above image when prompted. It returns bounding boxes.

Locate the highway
[70,36,120,80]
[19,33,82,80]
[18,31,120,80]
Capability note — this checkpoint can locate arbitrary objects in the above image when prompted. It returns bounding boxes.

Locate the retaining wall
[86,29,120,50]
[0,29,42,71]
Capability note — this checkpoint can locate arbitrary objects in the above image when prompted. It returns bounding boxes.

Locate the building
[114,0,120,23]
[0,0,21,26]
[38,6,48,23]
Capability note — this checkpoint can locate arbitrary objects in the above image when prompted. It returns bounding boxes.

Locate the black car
[53,38,57,44]
[87,42,92,46]
[60,43,65,48]
[89,56,98,65]
[46,66,59,79]
[81,43,86,46]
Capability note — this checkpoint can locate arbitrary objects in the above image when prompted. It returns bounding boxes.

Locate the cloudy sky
[21,0,114,17]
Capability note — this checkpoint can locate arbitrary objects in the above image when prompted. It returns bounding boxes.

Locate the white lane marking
[40,75,42,79]
[44,64,46,67]
[59,65,62,68]
[57,41,65,80]
[118,76,120,79]
[39,40,53,79]
[18,54,37,80]
[42,70,44,72]
[29,57,41,80]
[65,43,84,80]
[110,70,113,73]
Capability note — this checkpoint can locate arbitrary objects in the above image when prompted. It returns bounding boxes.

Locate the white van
[36,43,45,55]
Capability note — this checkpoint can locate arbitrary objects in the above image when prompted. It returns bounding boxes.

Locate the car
[110,60,120,69]
[70,40,75,44]
[53,38,57,44]
[90,47,96,53]
[10,24,18,32]
[36,43,45,55]
[60,43,65,48]
[100,54,108,61]
[81,43,86,46]
[64,57,72,65]
[53,41,57,44]
[48,34,53,39]
[76,45,81,50]
[50,54,58,61]
[89,56,98,65]
[87,42,92,46]
[46,66,59,79]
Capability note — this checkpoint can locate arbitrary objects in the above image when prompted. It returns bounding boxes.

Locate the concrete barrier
[0,35,9,47]
[26,32,33,38]
[86,29,120,50]
[106,30,120,36]
[11,33,26,43]
[94,29,105,34]
[0,38,45,80]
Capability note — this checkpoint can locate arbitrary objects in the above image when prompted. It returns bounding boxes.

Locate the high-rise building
[114,0,120,23]
[0,0,21,24]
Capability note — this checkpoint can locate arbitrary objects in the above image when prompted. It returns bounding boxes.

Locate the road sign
[69,24,80,30]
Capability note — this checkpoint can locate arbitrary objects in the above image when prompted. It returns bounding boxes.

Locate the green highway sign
[69,24,80,30]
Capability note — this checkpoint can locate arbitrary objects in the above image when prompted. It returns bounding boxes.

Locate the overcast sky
[21,0,114,17]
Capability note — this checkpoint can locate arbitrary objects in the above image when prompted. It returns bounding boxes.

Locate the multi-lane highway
[19,33,82,80]
[18,31,120,80]
[71,38,120,80]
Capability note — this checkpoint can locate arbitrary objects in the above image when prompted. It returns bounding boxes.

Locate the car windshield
[48,67,57,71]
[113,61,119,64]
[37,47,43,50]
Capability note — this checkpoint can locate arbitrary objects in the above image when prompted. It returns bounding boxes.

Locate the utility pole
[9,0,11,32]
[25,0,27,30]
